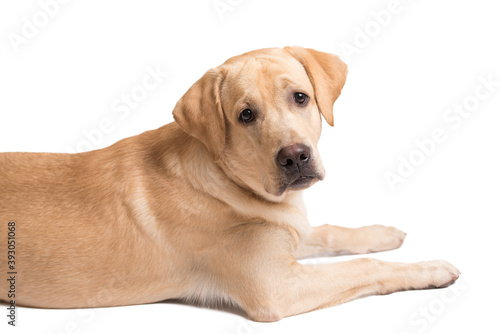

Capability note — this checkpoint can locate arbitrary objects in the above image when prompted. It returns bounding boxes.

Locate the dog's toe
[362,224,407,253]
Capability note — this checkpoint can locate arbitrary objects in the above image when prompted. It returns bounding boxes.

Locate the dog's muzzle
[275,144,322,193]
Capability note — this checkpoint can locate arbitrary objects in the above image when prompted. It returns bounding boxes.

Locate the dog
[0,46,460,321]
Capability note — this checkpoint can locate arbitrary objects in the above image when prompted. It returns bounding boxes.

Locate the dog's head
[173,46,347,201]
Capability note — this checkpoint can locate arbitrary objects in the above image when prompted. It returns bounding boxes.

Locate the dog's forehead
[220,49,311,103]
[225,51,306,81]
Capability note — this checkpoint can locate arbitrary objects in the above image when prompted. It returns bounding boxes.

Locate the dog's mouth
[275,170,323,195]
[288,175,317,189]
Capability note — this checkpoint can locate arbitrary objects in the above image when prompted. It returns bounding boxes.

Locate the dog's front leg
[294,224,407,259]
[239,258,460,322]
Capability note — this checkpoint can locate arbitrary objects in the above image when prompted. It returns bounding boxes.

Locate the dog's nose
[277,144,311,169]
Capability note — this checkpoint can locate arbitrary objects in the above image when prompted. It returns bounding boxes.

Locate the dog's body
[0,47,459,321]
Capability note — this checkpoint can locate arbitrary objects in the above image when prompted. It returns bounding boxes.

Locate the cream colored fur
[0,46,459,321]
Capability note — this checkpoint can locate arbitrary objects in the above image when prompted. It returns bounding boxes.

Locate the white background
[1,0,499,333]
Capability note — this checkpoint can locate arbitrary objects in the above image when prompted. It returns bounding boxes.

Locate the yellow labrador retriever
[0,46,459,321]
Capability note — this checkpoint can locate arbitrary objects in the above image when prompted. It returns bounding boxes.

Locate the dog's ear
[173,68,226,160]
[285,46,347,126]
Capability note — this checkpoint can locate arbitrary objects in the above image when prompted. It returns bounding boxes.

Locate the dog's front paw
[357,224,406,253]
[416,260,461,288]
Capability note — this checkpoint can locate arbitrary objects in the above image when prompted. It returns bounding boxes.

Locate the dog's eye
[294,92,309,105]
[239,109,255,123]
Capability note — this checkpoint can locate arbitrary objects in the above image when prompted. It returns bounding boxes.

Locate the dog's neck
[141,122,311,240]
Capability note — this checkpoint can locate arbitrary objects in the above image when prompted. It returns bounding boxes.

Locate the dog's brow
[276,75,305,89]
[233,92,253,109]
